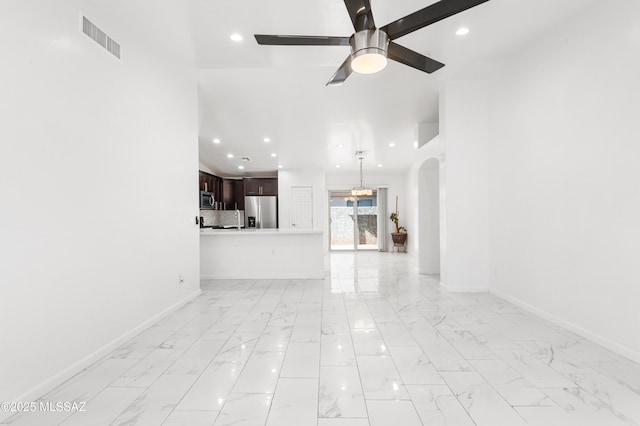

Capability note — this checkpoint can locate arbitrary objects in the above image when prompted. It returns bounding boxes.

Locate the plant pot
[391,232,407,246]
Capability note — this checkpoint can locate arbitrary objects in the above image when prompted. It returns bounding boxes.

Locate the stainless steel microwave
[200,191,215,209]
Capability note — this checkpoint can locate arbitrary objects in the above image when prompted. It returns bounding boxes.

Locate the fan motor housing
[349,29,389,74]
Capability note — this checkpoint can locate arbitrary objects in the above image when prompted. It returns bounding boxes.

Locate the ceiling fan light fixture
[351,50,388,74]
[255,0,491,85]
[350,29,389,75]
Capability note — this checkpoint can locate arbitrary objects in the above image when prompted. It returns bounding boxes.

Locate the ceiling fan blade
[388,42,445,74]
[254,34,350,46]
[344,0,376,31]
[326,56,353,86]
[381,0,490,40]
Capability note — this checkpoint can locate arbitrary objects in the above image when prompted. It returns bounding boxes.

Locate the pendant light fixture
[352,151,373,197]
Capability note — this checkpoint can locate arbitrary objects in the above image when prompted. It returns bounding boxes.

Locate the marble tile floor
[4,252,640,425]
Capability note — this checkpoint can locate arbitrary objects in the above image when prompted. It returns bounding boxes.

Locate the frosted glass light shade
[351,49,388,74]
[351,188,373,196]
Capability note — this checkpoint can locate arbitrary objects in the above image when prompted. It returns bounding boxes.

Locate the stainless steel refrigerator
[244,196,278,228]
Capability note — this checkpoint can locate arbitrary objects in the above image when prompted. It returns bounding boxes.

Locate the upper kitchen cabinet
[215,176,222,197]
[198,172,207,191]
[198,171,210,192]
[222,179,244,210]
[199,171,222,199]
[261,178,278,196]
[244,178,278,196]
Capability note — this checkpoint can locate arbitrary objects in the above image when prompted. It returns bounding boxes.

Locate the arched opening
[418,157,441,275]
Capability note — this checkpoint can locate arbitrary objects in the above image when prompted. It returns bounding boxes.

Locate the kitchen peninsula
[200,228,324,280]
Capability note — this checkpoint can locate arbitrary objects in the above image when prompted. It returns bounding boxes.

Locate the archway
[418,157,441,275]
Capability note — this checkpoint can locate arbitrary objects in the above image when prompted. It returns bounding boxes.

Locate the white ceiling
[190,0,599,177]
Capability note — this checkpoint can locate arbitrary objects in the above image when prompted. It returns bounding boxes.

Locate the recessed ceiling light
[238,165,245,170]
[335,165,341,168]
[213,138,221,144]
[389,142,396,147]
[377,164,383,167]
[230,33,243,42]
[337,144,345,148]
[263,137,271,143]
[227,153,234,158]
[270,153,277,157]
[456,27,470,36]
[278,165,283,169]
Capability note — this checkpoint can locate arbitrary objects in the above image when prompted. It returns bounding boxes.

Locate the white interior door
[291,186,313,229]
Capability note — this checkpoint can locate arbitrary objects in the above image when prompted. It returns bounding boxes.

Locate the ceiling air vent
[240,157,251,162]
[82,16,121,59]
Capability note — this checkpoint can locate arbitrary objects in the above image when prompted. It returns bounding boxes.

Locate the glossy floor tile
[4,252,640,425]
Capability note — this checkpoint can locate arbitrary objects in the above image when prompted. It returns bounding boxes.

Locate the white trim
[2,290,201,422]
[490,287,640,365]
[439,281,489,293]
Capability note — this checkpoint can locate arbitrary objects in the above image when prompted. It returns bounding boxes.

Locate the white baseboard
[2,290,201,422]
[490,287,640,365]
[440,281,489,293]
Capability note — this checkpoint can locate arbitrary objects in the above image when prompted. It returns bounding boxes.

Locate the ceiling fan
[255,0,490,86]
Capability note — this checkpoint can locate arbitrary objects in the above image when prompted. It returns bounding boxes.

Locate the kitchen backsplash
[200,210,245,227]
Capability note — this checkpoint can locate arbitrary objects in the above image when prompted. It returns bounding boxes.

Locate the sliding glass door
[329,192,354,250]
[355,193,378,250]
[329,190,378,251]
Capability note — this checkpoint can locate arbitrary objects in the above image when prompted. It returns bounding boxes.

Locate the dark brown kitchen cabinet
[199,171,222,200]
[243,179,261,196]
[199,171,210,192]
[260,178,278,196]
[243,178,278,196]
[222,179,244,210]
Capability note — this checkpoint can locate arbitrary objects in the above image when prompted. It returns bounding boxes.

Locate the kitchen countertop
[200,228,323,235]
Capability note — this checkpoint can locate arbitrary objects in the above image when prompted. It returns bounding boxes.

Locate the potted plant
[390,196,407,247]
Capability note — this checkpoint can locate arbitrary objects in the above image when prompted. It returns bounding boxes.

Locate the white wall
[488,0,640,361]
[418,159,440,274]
[405,137,444,258]
[326,172,406,252]
[440,80,490,292]
[0,1,199,407]
[278,169,327,251]
[278,169,326,228]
